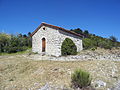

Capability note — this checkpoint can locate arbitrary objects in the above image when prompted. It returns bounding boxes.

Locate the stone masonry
[31,23,83,57]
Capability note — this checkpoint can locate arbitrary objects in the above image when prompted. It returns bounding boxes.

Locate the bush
[83,36,117,50]
[90,47,96,51]
[61,38,77,56]
[72,28,120,49]
[0,33,31,53]
[71,69,91,89]
[98,40,113,49]
[4,46,28,53]
[109,36,118,42]
[83,38,96,49]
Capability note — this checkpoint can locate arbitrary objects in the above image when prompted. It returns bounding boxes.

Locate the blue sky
[0,0,120,41]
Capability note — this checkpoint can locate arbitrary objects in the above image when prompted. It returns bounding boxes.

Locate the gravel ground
[1,48,120,90]
[111,81,120,90]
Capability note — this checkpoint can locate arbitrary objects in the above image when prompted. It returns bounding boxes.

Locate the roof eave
[31,23,84,38]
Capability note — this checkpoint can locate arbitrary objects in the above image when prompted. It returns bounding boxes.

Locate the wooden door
[42,38,46,52]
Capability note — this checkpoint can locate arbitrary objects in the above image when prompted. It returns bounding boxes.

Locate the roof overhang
[31,23,83,38]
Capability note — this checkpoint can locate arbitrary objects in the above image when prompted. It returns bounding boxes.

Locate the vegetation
[109,36,118,42]
[0,27,120,54]
[71,29,120,50]
[71,69,91,89]
[0,32,32,53]
[61,38,77,56]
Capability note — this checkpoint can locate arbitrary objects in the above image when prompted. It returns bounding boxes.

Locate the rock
[111,80,120,90]
[39,83,49,90]
[27,48,120,61]
[39,83,71,90]
[93,80,106,88]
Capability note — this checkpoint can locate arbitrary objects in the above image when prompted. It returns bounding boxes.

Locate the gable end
[31,23,83,38]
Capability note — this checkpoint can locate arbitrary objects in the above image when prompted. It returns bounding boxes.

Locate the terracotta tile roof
[31,23,83,37]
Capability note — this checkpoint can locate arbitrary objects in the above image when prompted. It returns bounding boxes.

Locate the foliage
[71,28,83,35]
[71,29,120,50]
[83,35,116,50]
[98,39,113,49]
[109,36,118,42]
[71,69,91,89]
[0,32,32,53]
[83,38,97,49]
[84,30,89,35]
[61,38,77,56]
[0,33,11,52]
[84,30,90,38]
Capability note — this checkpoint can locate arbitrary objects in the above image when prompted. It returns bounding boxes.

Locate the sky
[0,0,120,41]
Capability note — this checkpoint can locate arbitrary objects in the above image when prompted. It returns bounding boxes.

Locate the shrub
[83,36,117,50]
[109,36,118,42]
[83,38,96,49]
[90,47,96,51]
[4,46,28,53]
[0,33,31,53]
[71,69,91,89]
[61,38,77,56]
[98,40,113,49]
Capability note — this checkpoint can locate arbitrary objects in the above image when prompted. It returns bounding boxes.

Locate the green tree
[61,38,77,56]
[109,36,118,42]
[71,28,120,49]
[27,32,32,47]
[0,33,11,52]
[71,28,83,35]
[84,30,89,35]
[0,33,31,53]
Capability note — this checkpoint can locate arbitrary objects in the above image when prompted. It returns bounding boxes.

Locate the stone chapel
[31,23,83,57]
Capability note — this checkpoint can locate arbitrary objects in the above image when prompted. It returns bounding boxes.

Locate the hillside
[0,32,120,90]
[71,28,120,50]
[0,49,120,90]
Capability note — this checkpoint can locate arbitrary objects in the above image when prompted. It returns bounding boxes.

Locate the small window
[43,27,45,30]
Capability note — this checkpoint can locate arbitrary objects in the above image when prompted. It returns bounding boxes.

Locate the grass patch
[0,48,32,56]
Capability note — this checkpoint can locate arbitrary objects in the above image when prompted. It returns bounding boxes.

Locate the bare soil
[0,54,120,90]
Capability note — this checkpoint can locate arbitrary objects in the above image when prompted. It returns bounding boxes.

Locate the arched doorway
[42,38,46,52]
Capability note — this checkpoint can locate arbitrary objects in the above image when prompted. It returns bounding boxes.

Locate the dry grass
[0,55,120,90]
